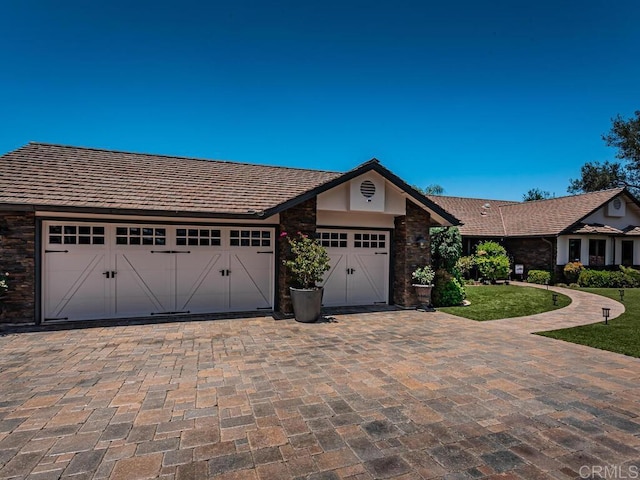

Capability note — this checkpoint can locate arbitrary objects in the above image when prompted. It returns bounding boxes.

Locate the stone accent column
[0,211,36,324]
[393,200,432,308]
[277,198,317,314]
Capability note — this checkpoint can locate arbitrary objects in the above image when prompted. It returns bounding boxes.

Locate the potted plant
[282,232,331,323]
[412,265,435,309]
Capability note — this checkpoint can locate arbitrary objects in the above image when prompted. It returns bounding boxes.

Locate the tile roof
[428,188,628,237]
[0,143,342,215]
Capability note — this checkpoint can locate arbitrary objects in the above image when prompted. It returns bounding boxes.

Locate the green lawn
[438,285,571,321]
[537,288,640,358]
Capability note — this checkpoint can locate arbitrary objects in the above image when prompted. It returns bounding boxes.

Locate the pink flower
[279,231,288,237]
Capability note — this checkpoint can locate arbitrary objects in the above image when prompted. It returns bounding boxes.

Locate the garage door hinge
[374,252,388,255]
[257,251,274,254]
[44,317,69,321]
[45,249,69,253]
[151,250,191,254]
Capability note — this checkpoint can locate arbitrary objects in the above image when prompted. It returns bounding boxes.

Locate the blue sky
[1,1,638,200]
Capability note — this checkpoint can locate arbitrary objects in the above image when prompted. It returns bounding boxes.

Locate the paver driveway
[0,287,639,479]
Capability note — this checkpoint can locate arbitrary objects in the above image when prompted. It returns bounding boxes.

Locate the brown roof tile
[0,143,342,215]
[428,188,627,237]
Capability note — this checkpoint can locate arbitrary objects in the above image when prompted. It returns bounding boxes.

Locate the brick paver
[0,287,638,479]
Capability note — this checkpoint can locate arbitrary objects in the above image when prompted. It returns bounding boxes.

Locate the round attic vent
[613,198,622,210]
[360,180,376,199]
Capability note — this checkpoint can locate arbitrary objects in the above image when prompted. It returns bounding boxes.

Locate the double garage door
[317,229,390,307]
[42,221,274,321]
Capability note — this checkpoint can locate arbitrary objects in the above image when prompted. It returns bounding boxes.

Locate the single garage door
[42,222,274,321]
[317,229,389,307]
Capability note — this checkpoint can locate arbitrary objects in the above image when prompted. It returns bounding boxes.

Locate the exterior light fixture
[415,236,428,249]
[552,293,558,306]
[619,289,625,302]
[602,307,610,325]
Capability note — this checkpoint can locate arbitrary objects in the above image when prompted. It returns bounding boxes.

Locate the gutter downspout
[541,237,555,274]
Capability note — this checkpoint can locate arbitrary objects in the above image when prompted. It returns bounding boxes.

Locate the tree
[569,111,640,194]
[567,160,628,194]
[430,227,462,272]
[419,184,445,195]
[522,188,552,201]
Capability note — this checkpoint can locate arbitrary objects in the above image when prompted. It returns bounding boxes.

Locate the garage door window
[354,233,385,249]
[176,229,221,246]
[230,230,271,247]
[317,232,348,248]
[48,225,105,245]
[116,226,166,245]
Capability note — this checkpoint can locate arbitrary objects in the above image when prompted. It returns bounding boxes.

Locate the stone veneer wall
[277,198,317,314]
[0,211,36,324]
[504,237,557,277]
[393,200,432,307]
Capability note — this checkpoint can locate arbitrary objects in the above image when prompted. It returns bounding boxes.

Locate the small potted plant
[282,232,331,323]
[412,265,435,309]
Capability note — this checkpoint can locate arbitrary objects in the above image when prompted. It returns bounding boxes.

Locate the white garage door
[317,230,389,307]
[42,222,274,321]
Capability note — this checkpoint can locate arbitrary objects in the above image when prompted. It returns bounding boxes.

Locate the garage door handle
[219,269,231,276]
[103,271,111,278]
[347,268,355,275]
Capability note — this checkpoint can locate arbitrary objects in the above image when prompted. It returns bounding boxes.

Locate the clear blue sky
[1,1,639,200]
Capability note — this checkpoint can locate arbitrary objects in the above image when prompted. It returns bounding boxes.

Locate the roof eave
[263,160,462,226]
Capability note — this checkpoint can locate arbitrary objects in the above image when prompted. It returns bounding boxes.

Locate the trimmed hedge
[577,266,640,288]
[527,270,551,285]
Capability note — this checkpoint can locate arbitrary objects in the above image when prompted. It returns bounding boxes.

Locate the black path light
[552,293,558,306]
[619,289,625,302]
[602,307,611,325]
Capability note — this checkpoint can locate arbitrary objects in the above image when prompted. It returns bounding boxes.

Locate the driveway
[0,289,638,479]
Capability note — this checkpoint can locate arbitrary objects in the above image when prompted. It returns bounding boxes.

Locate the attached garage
[0,142,459,325]
[43,221,274,321]
[317,229,389,307]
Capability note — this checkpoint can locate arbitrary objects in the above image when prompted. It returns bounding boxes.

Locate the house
[427,188,640,279]
[0,143,459,325]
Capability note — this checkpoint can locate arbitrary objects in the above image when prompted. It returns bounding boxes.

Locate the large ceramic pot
[290,287,323,323]
[412,284,433,309]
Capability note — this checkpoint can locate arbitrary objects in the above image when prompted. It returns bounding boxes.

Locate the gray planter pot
[290,287,323,323]
[412,284,433,309]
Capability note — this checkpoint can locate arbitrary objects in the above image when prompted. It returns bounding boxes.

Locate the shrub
[577,269,628,288]
[456,256,475,279]
[555,282,568,288]
[282,232,331,289]
[411,265,435,285]
[476,241,507,257]
[620,265,640,287]
[569,283,580,288]
[475,241,510,282]
[432,269,465,307]
[527,270,551,285]
[431,227,463,272]
[563,262,584,283]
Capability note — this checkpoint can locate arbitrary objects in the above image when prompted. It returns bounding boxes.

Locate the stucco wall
[0,211,36,324]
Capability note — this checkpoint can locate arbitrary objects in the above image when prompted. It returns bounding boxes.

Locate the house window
[589,239,606,266]
[568,239,581,262]
[622,240,634,266]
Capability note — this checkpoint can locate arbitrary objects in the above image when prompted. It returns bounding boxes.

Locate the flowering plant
[282,232,331,289]
[0,272,9,297]
[411,265,435,285]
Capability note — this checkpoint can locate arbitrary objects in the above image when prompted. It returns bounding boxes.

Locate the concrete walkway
[0,287,638,479]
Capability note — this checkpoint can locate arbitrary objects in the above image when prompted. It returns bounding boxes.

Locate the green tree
[430,227,462,272]
[569,111,640,194]
[522,188,552,201]
[474,241,510,282]
[414,184,445,195]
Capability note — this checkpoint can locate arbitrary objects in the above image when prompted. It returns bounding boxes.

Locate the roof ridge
[26,142,341,175]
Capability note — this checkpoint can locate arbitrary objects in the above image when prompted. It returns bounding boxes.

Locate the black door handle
[103,271,110,278]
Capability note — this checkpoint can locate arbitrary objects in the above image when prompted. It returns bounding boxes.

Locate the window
[568,239,581,262]
[176,228,221,246]
[589,239,606,266]
[354,233,386,249]
[622,240,634,266]
[116,226,166,246]
[229,230,271,247]
[317,232,347,248]
[48,225,105,245]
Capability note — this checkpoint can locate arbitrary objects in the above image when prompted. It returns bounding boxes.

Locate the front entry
[42,222,274,321]
[317,229,390,307]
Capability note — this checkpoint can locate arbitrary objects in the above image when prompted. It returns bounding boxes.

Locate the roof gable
[428,188,632,237]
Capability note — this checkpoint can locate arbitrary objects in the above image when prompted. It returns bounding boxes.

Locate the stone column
[393,200,432,308]
[0,211,36,324]
[277,198,317,314]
